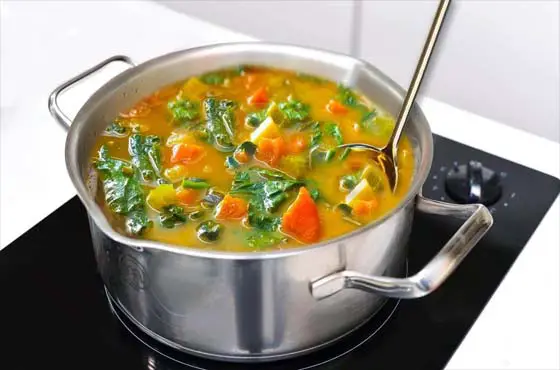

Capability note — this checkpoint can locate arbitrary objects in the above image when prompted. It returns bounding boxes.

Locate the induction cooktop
[1,134,558,370]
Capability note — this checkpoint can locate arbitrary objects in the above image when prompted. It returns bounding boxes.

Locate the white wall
[155,0,559,143]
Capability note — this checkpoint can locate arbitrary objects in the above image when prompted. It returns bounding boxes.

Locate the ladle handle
[387,0,451,158]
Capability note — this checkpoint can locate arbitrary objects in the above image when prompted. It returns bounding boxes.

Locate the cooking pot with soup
[48,43,493,362]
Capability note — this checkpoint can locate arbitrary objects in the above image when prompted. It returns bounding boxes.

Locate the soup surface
[89,66,415,251]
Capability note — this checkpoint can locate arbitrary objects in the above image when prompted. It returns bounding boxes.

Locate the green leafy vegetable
[200,66,246,85]
[230,167,302,230]
[129,134,163,182]
[246,230,287,249]
[159,205,187,228]
[245,109,267,127]
[310,121,322,147]
[200,73,226,85]
[336,84,360,107]
[196,220,223,242]
[94,145,151,235]
[104,121,127,136]
[182,177,210,189]
[278,99,310,123]
[203,97,237,151]
[225,155,240,170]
[324,122,344,145]
[168,98,200,123]
[339,173,359,191]
[125,209,152,235]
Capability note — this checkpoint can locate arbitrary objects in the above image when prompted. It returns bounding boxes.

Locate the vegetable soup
[88,66,415,251]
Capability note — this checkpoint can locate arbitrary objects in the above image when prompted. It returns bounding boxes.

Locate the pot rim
[65,41,433,260]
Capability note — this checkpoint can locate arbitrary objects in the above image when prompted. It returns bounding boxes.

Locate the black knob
[444,161,502,205]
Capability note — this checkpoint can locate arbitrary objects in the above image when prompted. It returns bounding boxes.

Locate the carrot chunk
[176,188,198,206]
[215,194,248,220]
[234,150,250,164]
[352,199,379,217]
[326,99,348,115]
[281,187,321,243]
[170,143,205,164]
[288,133,308,153]
[256,137,286,165]
[248,87,269,106]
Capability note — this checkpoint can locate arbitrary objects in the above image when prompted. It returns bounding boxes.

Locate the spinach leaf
[204,97,237,151]
[168,98,199,123]
[247,201,281,232]
[310,121,322,147]
[336,84,360,107]
[159,205,187,228]
[230,167,302,230]
[339,173,359,191]
[129,134,163,182]
[200,66,247,85]
[324,122,344,145]
[104,121,128,136]
[200,73,225,85]
[95,145,151,235]
[278,99,310,123]
[196,220,223,242]
[246,230,287,249]
[125,209,152,235]
[245,109,267,127]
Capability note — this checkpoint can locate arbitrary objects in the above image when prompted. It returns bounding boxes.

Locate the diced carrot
[248,87,269,106]
[234,150,250,164]
[352,199,379,217]
[170,143,205,164]
[215,194,248,220]
[288,134,307,153]
[176,188,198,206]
[256,136,286,165]
[281,187,321,243]
[326,99,348,115]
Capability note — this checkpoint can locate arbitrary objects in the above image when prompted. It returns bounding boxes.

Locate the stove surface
[1,135,558,370]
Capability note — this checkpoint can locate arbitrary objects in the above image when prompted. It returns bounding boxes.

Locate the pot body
[50,43,491,363]
[90,200,414,361]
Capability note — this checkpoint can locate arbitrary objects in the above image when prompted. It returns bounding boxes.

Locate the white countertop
[1,1,559,369]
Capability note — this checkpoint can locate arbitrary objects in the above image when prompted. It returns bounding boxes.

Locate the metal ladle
[334,0,451,192]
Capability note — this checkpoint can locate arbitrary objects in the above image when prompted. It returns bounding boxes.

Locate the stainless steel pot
[48,42,493,362]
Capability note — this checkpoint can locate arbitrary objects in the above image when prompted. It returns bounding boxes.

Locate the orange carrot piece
[176,188,198,205]
[248,87,269,106]
[352,199,379,217]
[170,143,205,164]
[215,194,248,220]
[256,137,286,165]
[281,187,321,243]
[234,150,250,164]
[288,133,307,153]
[326,99,348,115]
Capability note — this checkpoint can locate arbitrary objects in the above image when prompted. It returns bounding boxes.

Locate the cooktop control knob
[445,161,502,205]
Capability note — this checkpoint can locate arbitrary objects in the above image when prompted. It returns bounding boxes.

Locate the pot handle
[48,55,135,132]
[311,196,493,300]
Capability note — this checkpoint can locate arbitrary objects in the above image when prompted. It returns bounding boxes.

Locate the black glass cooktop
[1,135,559,370]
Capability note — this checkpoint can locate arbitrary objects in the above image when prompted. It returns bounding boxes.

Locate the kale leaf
[203,97,237,152]
[129,134,163,183]
[104,121,128,136]
[159,205,187,228]
[95,145,151,235]
[278,99,310,123]
[168,98,200,123]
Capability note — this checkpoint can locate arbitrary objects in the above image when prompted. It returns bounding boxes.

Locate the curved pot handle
[48,55,135,132]
[311,196,493,300]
